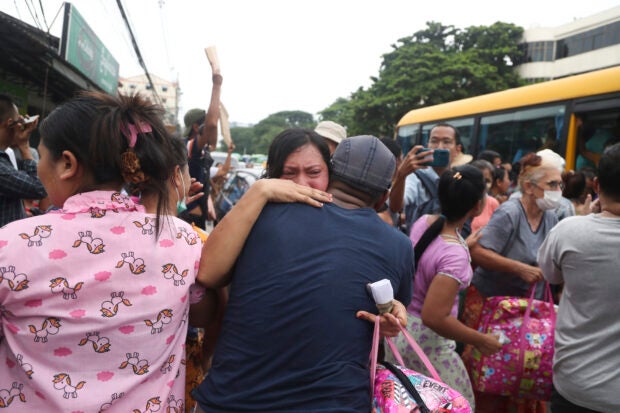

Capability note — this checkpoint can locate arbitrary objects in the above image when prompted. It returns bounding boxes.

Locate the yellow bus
[395,66,620,170]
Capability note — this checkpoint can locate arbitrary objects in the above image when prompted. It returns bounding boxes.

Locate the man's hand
[395,145,433,180]
[356,299,408,337]
[11,116,38,160]
[11,116,38,148]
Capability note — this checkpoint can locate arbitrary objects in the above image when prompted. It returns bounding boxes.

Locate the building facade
[118,74,180,132]
[518,5,620,81]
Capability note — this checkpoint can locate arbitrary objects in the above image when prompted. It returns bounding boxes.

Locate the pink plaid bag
[468,283,556,400]
[370,318,472,413]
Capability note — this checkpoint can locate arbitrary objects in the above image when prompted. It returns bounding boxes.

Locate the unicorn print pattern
[49,277,84,299]
[72,230,105,254]
[78,331,111,353]
[176,227,198,245]
[160,354,175,374]
[144,309,173,334]
[116,251,146,274]
[15,354,34,379]
[19,225,52,246]
[99,392,124,412]
[100,291,132,317]
[119,352,150,375]
[0,191,202,410]
[28,317,61,343]
[52,373,86,399]
[0,266,29,291]
[161,264,188,286]
[0,382,25,408]
[132,396,162,413]
[133,217,157,235]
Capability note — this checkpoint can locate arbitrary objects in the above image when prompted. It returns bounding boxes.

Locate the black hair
[380,137,402,160]
[492,166,508,185]
[478,149,501,164]
[561,170,586,200]
[430,123,461,146]
[470,159,494,177]
[265,128,331,179]
[0,94,16,121]
[413,165,485,261]
[39,91,177,237]
[597,142,620,202]
[170,136,188,168]
[439,165,486,221]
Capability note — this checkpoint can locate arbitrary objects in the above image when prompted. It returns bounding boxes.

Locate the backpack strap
[404,170,441,235]
[413,215,445,271]
[382,361,432,413]
[414,170,438,200]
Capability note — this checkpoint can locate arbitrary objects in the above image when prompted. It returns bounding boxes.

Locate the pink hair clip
[121,120,153,149]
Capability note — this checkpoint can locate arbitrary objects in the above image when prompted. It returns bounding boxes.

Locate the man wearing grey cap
[315,120,347,154]
[194,135,414,412]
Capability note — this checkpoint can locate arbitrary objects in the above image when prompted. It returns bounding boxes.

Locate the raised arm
[2,117,47,199]
[197,179,331,288]
[196,74,223,150]
[389,146,431,213]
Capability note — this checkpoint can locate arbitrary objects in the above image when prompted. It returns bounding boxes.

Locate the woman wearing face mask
[463,152,561,413]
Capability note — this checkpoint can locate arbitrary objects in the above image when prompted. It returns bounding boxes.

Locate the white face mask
[535,190,562,211]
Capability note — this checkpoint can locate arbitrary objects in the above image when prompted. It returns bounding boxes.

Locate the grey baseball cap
[331,135,395,193]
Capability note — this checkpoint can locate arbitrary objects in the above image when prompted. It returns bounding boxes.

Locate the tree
[252,110,315,154]
[226,126,256,154]
[318,97,355,133]
[319,21,524,138]
[217,110,316,155]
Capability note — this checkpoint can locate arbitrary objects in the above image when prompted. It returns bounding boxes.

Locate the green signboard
[60,3,119,95]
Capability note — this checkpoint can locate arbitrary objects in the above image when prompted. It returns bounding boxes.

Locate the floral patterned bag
[468,283,556,400]
[370,318,472,413]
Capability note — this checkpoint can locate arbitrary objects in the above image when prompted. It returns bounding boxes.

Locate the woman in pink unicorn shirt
[0,91,329,411]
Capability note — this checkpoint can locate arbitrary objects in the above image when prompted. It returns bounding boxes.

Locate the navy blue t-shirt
[193,202,414,412]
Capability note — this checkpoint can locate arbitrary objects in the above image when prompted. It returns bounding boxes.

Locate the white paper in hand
[368,279,394,306]
[205,46,220,74]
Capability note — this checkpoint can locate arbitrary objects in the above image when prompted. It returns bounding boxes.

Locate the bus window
[478,105,565,165]
[575,109,620,170]
[396,124,420,155]
[420,118,475,155]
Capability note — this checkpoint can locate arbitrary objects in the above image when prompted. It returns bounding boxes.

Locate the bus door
[571,96,620,171]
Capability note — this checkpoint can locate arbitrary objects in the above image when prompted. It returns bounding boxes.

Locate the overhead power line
[23,0,42,30]
[37,0,50,31]
[115,0,161,103]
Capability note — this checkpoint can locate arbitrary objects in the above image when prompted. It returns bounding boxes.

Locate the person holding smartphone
[389,123,460,235]
[0,94,47,226]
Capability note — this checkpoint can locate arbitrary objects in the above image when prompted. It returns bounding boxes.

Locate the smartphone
[22,115,39,125]
[421,148,450,167]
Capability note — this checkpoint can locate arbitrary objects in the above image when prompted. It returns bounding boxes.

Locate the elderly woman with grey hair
[462,151,562,412]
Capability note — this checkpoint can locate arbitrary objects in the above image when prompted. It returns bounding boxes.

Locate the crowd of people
[0,75,619,413]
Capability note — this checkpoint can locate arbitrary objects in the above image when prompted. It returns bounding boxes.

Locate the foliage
[224,21,524,152]
[318,21,524,138]
[222,110,316,155]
